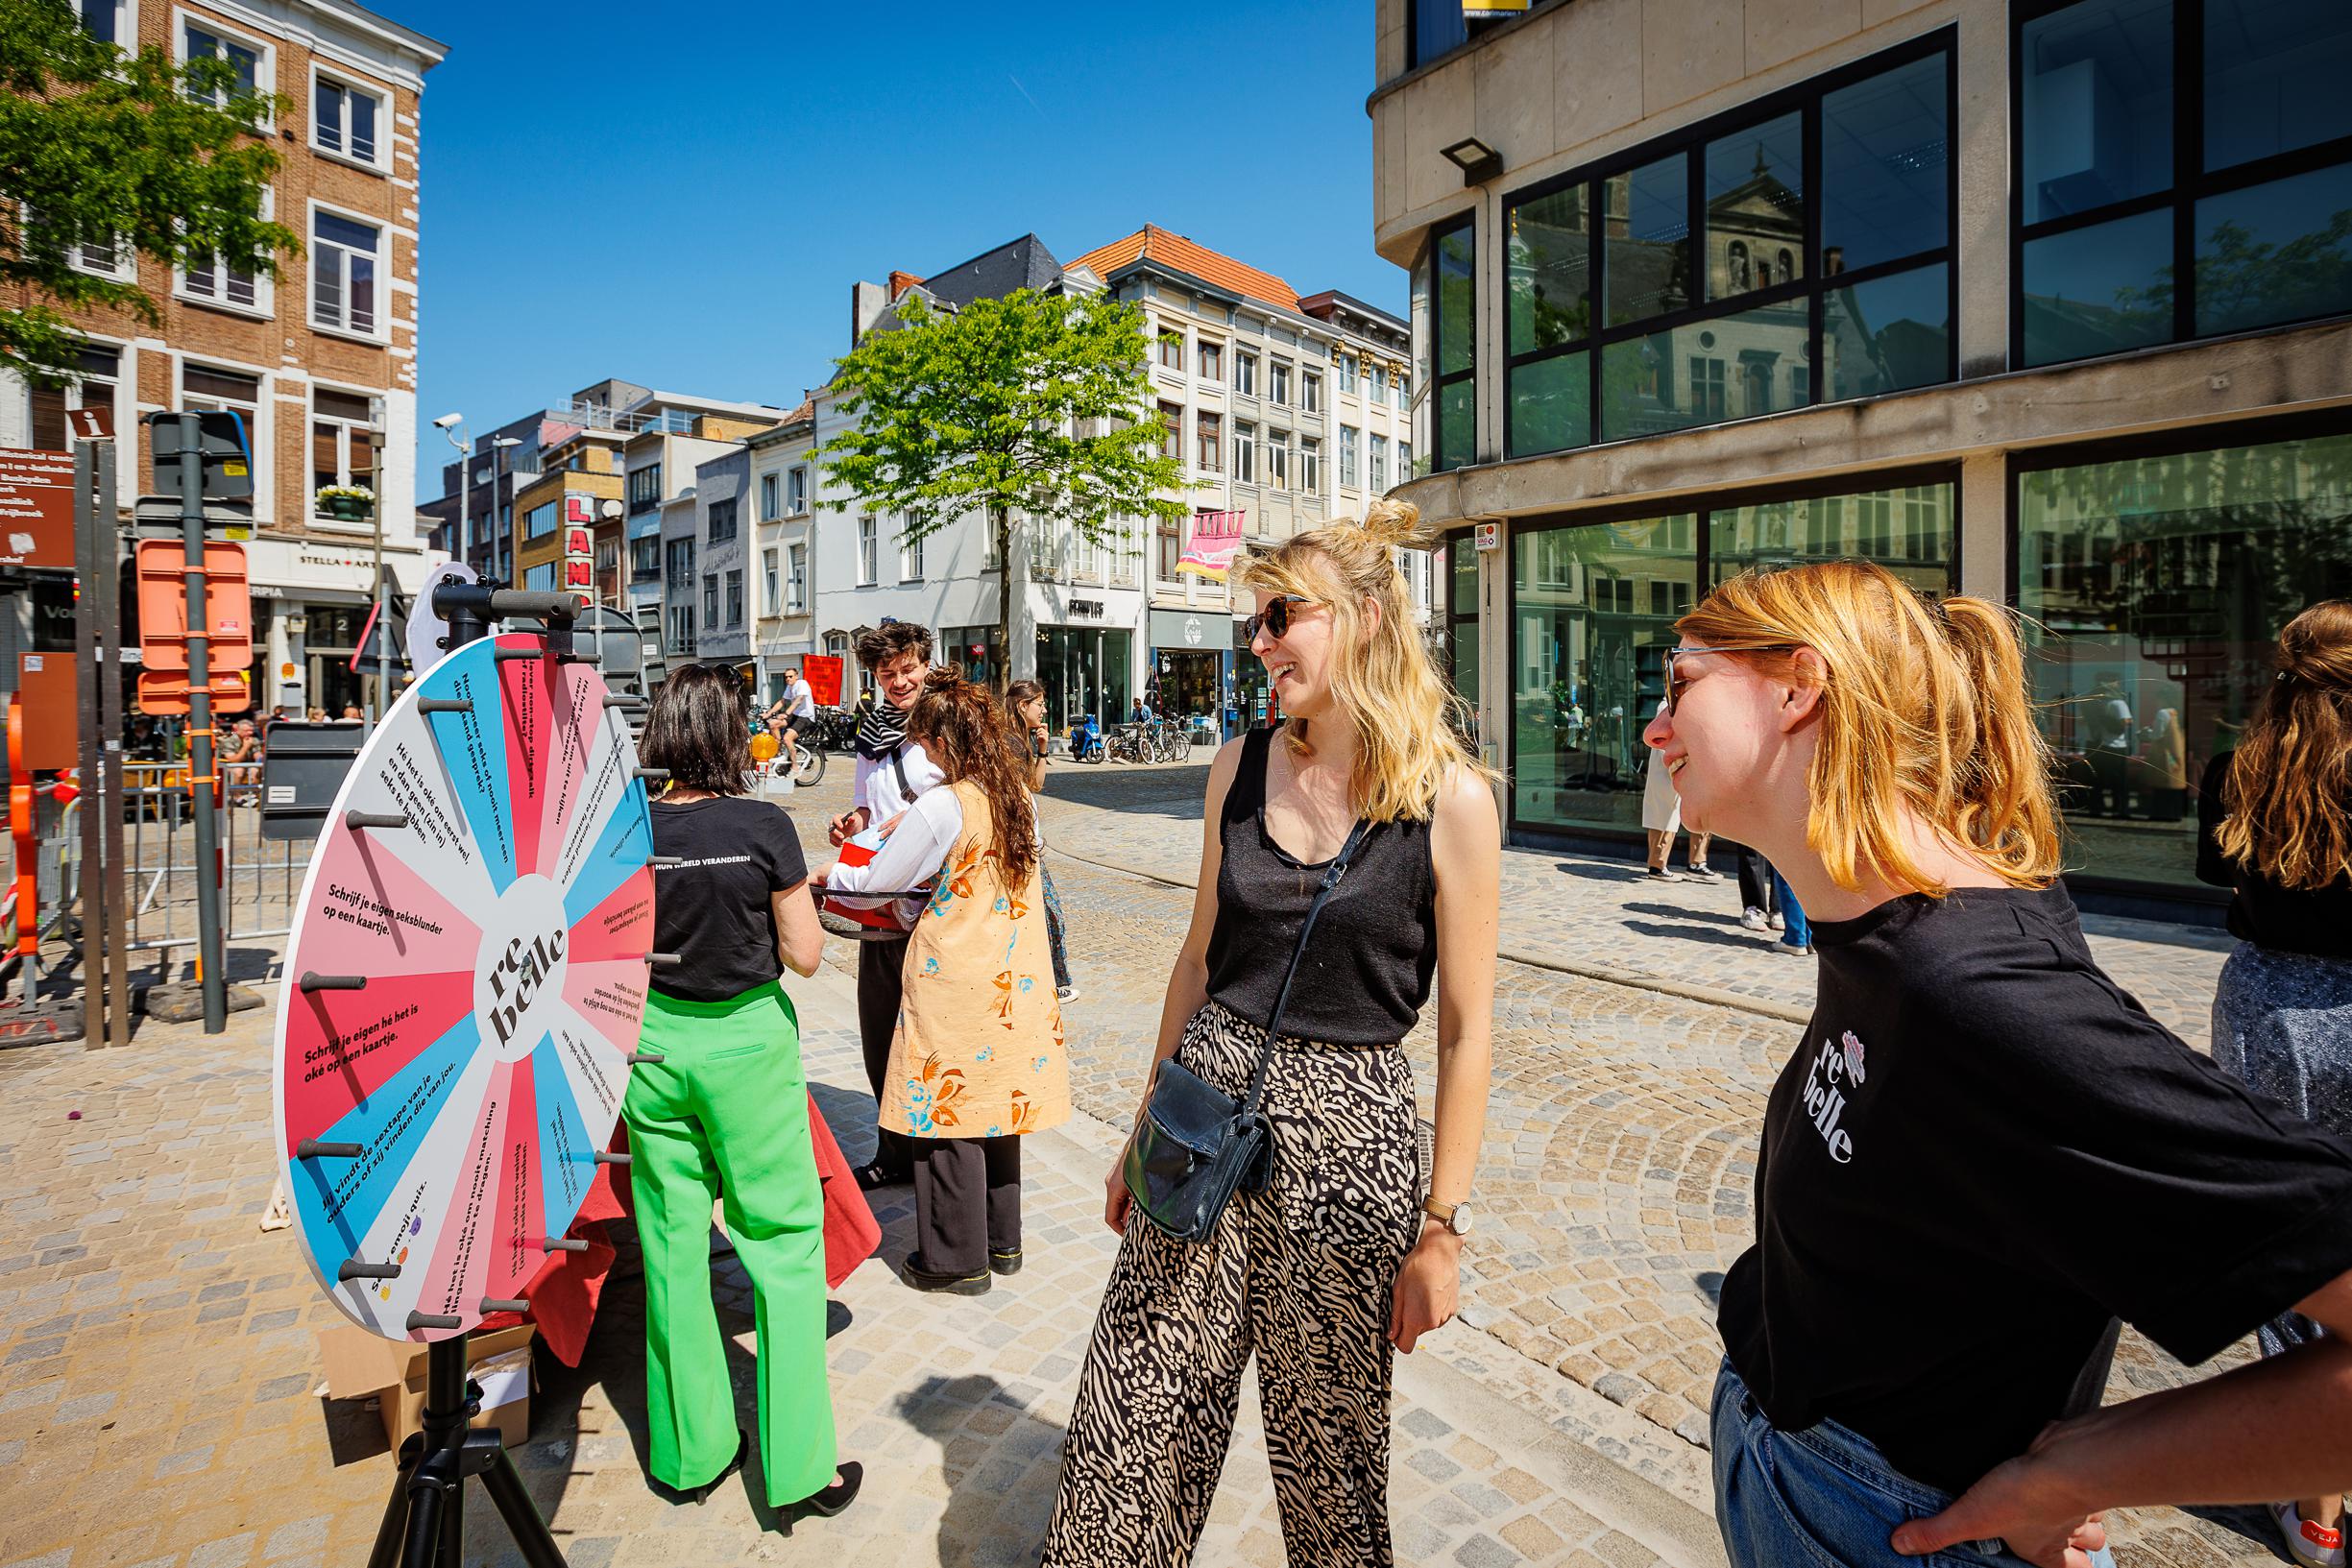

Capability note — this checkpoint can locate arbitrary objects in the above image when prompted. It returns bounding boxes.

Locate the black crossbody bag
[1121,817,1373,1243]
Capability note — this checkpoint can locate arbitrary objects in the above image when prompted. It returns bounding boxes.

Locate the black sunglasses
[1663,644,1799,717]
[1242,594,1316,642]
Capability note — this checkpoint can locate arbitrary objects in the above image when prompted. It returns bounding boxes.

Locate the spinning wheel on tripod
[271,592,659,1566]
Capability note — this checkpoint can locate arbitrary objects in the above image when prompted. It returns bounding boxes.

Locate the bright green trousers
[623,981,837,1507]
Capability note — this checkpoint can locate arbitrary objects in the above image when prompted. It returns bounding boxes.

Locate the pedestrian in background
[1639,694,1714,882]
[1006,678,1077,1002]
[1045,498,1500,1568]
[626,662,861,1523]
[1646,560,2352,1568]
[1730,843,1781,932]
[2199,598,2352,1568]
[821,672,1069,1294]
[828,623,946,1193]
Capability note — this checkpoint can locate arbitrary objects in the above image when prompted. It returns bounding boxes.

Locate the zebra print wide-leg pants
[1041,1000,1422,1568]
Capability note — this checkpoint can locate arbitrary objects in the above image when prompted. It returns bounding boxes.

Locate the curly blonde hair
[1232,499,1489,823]
[2217,599,2352,891]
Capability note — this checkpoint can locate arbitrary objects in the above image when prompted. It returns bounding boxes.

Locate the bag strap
[1238,816,1373,1118]
[888,742,915,804]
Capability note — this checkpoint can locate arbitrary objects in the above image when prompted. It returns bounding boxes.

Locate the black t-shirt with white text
[1718,883,2352,1494]
[646,796,809,1003]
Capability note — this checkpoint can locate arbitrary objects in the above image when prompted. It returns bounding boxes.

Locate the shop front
[244,537,427,720]
[2014,415,2352,898]
[1148,609,1231,736]
[1035,623,1131,736]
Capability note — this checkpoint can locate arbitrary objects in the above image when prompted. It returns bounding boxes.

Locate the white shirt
[823,785,962,897]
[785,678,815,720]
[851,736,945,827]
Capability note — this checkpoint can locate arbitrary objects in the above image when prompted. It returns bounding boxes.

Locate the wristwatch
[1422,1197,1473,1237]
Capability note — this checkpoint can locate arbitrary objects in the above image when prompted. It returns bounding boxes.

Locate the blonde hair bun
[1358,497,1432,550]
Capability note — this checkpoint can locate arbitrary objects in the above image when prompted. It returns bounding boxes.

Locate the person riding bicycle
[762,664,818,787]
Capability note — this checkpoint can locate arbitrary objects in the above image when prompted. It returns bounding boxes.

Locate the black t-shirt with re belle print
[647,796,808,1003]
[1716,882,2352,1495]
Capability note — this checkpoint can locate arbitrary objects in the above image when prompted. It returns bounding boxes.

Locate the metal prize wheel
[272,627,656,1343]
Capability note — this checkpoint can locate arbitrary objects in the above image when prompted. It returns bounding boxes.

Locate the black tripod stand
[364,1333,566,1568]
[357,583,598,1568]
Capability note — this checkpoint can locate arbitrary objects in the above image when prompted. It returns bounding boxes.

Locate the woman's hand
[1103,1160,1131,1234]
[827,806,869,847]
[1388,1223,1461,1353]
[1891,1425,2106,1567]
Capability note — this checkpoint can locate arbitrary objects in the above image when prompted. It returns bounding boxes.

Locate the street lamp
[489,436,523,585]
[433,412,466,565]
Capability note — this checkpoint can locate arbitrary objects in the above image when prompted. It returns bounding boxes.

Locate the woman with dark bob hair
[624,663,861,1520]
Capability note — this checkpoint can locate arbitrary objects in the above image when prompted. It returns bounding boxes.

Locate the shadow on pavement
[1045,762,1212,820]
[1622,919,1766,951]
[1624,901,1744,928]
[898,1372,1071,1567]
[1553,860,1648,881]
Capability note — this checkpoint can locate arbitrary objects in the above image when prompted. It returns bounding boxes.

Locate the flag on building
[1176,510,1246,580]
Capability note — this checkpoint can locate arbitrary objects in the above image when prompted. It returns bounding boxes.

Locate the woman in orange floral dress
[819,672,1069,1293]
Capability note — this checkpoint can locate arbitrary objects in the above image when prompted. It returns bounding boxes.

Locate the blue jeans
[1712,1361,2114,1568]
[1772,871,1810,949]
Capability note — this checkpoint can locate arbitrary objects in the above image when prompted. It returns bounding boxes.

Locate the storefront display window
[1036,625,1130,736]
[2017,422,2352,891]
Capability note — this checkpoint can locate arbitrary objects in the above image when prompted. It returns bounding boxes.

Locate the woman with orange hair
[2199,599,2352,1568]
[1644,563,2352,1568]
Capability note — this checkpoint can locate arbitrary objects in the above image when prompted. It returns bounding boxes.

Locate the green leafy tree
[1,0,296,386]
[812,287,1192,686]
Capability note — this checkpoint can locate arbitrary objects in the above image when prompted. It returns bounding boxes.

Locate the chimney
[887,270,925,302]
[851,279,889,348]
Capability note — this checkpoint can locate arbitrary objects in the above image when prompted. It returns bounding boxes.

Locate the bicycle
[1105,723,1150,763]
[1149,719,1191,761]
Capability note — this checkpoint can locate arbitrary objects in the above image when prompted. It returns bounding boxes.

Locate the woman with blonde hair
[820,672,1069,1294]
[1042,499,1500,1568]
[1644,561,2352,1568]
[2198,598,2352,1568]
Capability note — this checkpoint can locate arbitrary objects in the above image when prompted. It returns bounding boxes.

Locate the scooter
[1071,712,1106,764]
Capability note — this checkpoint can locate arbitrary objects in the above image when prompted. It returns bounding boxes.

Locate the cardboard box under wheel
[316,1322,537,1450]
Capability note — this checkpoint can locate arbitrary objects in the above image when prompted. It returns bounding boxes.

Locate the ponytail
[1678,562,2061,895]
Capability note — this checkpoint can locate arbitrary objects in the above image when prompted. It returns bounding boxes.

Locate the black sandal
[852,1161,905,1193]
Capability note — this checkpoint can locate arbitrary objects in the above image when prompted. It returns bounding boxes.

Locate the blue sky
[400,1,1406,496]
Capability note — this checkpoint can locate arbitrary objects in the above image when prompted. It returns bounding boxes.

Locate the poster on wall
[803,654,844,708]
[272,633,656,1341]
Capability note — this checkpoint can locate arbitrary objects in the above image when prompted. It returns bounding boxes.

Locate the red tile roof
[1068,225,1300,313]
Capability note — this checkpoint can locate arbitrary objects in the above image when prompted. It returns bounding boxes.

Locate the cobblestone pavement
[0,759,2279,1568]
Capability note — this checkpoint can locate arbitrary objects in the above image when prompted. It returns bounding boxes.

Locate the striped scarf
[855,695,909,760]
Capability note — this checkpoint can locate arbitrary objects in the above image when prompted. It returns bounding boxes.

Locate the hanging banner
[803,654,844,708]
[1176,509,1245,581]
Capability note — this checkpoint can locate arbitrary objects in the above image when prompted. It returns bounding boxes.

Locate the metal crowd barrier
[117,760,314,957]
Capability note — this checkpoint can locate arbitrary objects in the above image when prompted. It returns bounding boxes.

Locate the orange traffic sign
[134,540,253,674]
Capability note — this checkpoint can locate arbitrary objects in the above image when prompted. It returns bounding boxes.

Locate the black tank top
[1203,727,1439,1047]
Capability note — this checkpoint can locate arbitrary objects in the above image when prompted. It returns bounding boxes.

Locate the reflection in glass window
[1821,54,1950,274]
[2203,0,2352,172]
[1709,482,1952,596]
[1437,227,1475,376]
[1509,351,1591,458]
[1600,302,1811,442]
[2020,0,2173,225]
[2021,209,2173,367]
[1825,265,1951,402]
[1508,186,1591,352]
[1512,517,1696,833]
[1706,112,1805,301]
[1447,535,1480,720]
[1606,157,1691,326]
[1430,219,1477,471]
[2017,429,2352,889]
[2193,164,2352,337]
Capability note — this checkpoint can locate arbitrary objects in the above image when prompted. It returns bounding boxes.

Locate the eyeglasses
[1242,594,1316,642]
[1663,644,1798,717]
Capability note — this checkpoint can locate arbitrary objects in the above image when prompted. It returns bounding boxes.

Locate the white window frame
[901,524,924,583]
[857,517,878,585]
[1370,433,1389,492]
[1339,353,1359,394]
[1269,359,1292,406]
[82,0,136,50]
[1232,422,1256,485]
[1266,429,1290,491]
[306,198,387,344]
[760,472,781,521]
[787,543,808,613]
[1340,425,1360,488]
[1301,370,1321,414]
[176,185,273,319]
[1234,351,1257,398]
[307,65,389,174]
[788,465,809,515]
[176,10,273,120]
[1301,436,1321,495]
[308,381,380,532]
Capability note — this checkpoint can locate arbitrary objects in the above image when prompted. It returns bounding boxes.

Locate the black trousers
[913,1134,1022,1276]
[1734,845,1777,915]
[857,935,914,1176]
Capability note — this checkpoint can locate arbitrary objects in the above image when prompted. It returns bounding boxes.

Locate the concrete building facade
[1372,0,2352,913]
[1,0,447,717]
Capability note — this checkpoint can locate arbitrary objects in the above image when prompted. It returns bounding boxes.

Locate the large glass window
[2017,422,2352,890]
[1446,533,1481,722]
[1503,35,1954,461]
[1422,218,1477,472]
[1509,476,1956,834]
[1036,626,1131,735]
[2017,0,2352,367]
